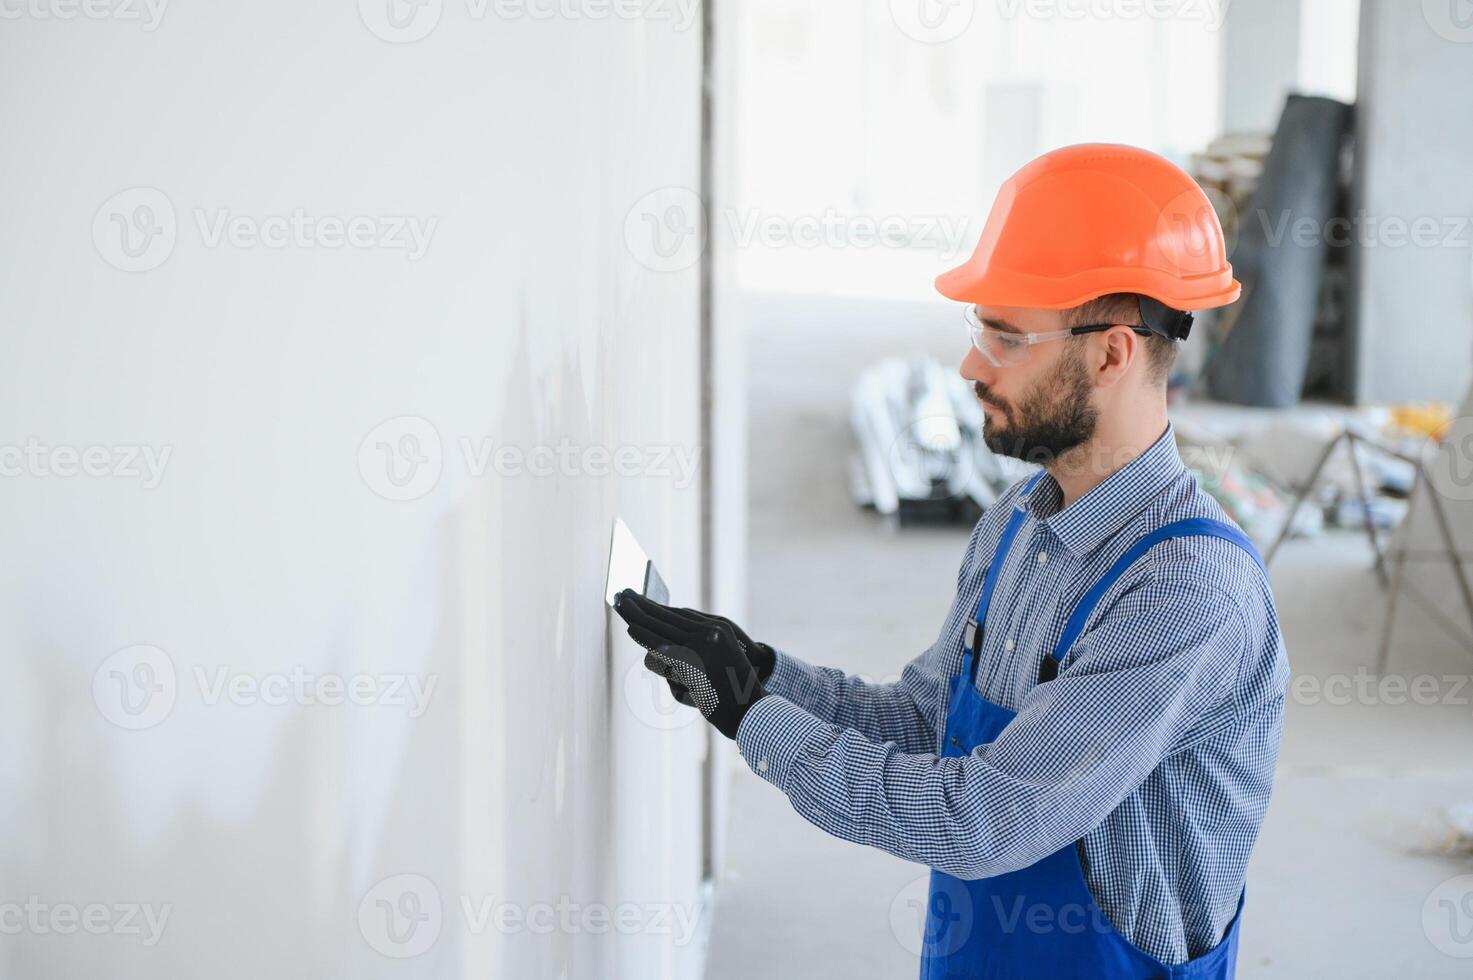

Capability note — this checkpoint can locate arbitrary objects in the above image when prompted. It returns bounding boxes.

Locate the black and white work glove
[613,589,770,739]
[612,591,776,708]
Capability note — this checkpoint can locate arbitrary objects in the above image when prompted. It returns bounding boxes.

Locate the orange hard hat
[936,143,1241,333]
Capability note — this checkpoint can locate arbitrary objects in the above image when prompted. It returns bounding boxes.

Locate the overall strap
[963,469,1048,681]
[1042,517,1265,680]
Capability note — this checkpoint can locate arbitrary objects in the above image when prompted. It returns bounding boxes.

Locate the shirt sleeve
[756,516,996,756]
[734,575,1252,880]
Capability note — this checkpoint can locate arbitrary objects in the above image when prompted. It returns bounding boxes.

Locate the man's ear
[1092,327,1139,386]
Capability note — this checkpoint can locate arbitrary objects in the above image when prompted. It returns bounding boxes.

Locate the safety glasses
[963,304,1154,367]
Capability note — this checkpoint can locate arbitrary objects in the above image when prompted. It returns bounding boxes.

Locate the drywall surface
[1351,0,1473,403]
[0,5,708,978]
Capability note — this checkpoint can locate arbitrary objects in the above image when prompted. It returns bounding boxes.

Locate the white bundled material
[849,354,1038,524]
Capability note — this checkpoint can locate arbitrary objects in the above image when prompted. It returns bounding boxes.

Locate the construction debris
[849,355,1037,525]
[1173,402,1448,545]
[849,354,1447,542]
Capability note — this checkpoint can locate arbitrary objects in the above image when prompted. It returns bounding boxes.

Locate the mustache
[973,381,1007,411]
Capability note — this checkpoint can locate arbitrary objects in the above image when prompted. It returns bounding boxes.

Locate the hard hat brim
[934,260,1242,313]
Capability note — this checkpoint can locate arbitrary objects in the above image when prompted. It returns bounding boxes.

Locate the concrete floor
[705,292,1473,978]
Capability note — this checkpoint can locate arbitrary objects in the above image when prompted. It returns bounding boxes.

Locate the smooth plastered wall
[0,5,710,978]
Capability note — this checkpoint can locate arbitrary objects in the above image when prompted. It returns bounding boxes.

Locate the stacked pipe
[849,354,1038,526]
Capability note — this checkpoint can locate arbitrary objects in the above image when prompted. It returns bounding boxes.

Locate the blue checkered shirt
[736,422,1289,965]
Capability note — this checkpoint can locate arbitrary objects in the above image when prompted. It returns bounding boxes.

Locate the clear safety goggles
[962,304,1153,368]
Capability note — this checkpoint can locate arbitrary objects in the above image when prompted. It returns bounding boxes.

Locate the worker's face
[958,304,1099,464]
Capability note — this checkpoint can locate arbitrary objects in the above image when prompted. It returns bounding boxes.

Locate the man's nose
[958,346,993,384]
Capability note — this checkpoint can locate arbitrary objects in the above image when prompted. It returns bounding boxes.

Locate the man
[615,144,1289,979]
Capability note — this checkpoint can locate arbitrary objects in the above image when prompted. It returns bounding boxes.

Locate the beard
[975,344,1098,465]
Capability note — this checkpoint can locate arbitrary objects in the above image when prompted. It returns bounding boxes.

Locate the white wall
[0,3,712,978]
[1351,0,1473,403]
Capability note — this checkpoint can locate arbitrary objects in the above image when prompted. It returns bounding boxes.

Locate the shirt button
[757,758,769,773]
[1037,551,1048,564]
[1005,638,1015,652]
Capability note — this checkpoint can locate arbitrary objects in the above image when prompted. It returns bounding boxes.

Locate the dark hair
[1063,292,1175,386]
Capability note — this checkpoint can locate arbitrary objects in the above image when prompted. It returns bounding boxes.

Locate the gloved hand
[611,592,777,707]
[614,589,770,739]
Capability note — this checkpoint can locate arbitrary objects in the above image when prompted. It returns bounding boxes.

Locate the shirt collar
[1020,421,1186,558]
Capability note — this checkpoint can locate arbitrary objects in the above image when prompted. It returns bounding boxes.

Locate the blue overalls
[920,471,1263,979]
